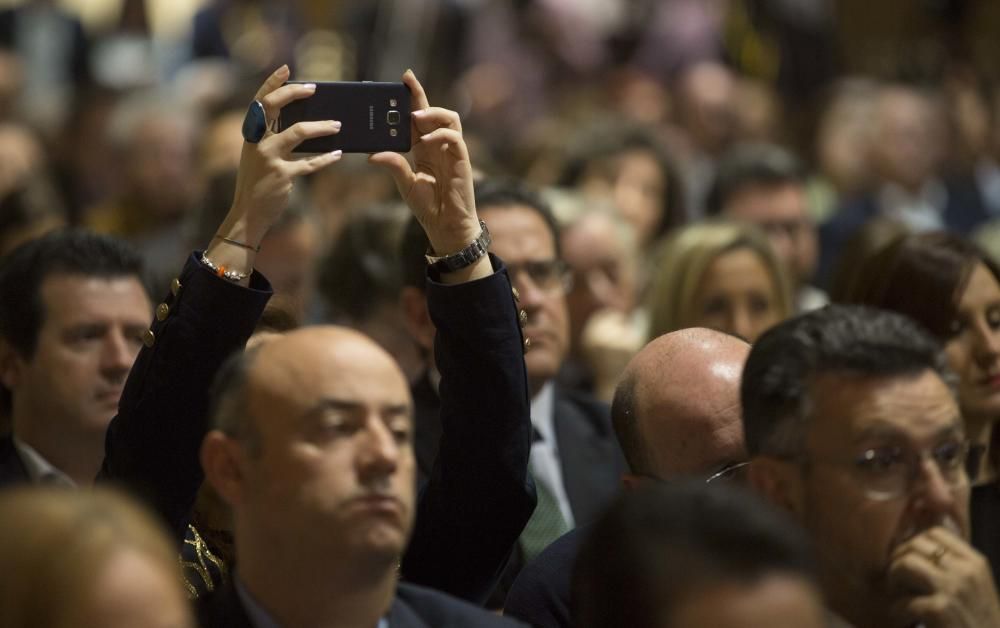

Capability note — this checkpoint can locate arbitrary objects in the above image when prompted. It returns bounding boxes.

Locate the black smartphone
[278,81,411,154]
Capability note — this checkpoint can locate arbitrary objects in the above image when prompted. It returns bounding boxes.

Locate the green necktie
[520,469,571,563]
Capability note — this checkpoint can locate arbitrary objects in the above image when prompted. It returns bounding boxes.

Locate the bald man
[504,328,750,628]
[199,323,528,626]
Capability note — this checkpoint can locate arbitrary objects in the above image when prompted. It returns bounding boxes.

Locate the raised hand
[208,65,342,284]
[368,71,482,265]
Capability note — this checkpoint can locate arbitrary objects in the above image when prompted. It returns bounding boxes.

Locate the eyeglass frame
[776,438,972,502]
[505,259,574,295]
[632,460,750,486]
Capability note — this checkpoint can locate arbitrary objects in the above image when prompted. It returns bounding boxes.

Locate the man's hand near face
[888,526,1000,627]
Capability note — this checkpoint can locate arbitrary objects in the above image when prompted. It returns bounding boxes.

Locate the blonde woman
[0,488,193,628]
[647,221,793,342]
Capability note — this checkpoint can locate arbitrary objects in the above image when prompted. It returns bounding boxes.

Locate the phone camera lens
[387,110,401,125]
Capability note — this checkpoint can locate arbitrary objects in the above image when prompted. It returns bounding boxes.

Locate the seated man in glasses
[504,327,750,628]
[399,179,628,604]
[745,305,1000,628]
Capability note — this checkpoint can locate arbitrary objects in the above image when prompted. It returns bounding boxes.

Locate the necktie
[520,431,571,562]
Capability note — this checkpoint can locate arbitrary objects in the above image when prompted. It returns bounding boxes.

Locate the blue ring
[241,100,268,144]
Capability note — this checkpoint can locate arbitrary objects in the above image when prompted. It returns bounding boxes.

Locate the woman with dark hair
[558,122,685,251]
[837,230,1000,581]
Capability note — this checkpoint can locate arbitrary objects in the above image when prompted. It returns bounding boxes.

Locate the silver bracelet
[200,253,251,282]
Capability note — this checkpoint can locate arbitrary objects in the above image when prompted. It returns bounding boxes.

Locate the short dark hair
[0,229,145,414]
[0,228,144,357]
[836,231,1000,340]
[318,203,409,321]
[705,143,805,217]
[558,122,685,239]
[742,305,953,457]
[572,482,816,628]
[398,178,560,291]
[610,370,653,475]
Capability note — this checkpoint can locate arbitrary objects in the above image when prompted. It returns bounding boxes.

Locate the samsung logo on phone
[368,105,374,130]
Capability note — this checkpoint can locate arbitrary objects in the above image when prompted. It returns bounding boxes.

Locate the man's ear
[399,286,435,353]
[0,338,24,390]
[747,456,805,519]
[201,431,248,508]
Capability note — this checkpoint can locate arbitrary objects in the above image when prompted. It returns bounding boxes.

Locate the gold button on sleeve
[155,303,170,321]
[142,329,155,348]
[170,278,182,297]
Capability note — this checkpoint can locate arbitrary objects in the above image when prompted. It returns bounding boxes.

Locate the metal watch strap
[425,220,491,273]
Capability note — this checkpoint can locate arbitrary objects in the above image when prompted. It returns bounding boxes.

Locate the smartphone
[278,81,411,154]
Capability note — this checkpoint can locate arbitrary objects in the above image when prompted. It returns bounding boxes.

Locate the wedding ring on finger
[931,546,947,567]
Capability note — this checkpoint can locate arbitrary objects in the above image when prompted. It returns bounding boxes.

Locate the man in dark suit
[504,328,750,628]
[0,230,151,489]
[400,180,627,603]
[180,67,529,625]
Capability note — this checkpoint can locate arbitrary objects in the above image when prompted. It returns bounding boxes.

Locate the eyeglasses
[634,461,749,486]
[507,260,573,295]
[705,461,749,484]
[819,439,971,501]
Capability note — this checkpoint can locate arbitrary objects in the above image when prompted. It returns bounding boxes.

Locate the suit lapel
[388,595,431,628]
[552,393,618,526]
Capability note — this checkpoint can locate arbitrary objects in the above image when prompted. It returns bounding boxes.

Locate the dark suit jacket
[503,526,586,628]
[414,376,624,607]
[3,254,534,608]
[197,581,528,628]
[98,254,272,539]
[103,253,533,607]
[401,257,536,603]
[415,382,622,528]
[0,255,271,523]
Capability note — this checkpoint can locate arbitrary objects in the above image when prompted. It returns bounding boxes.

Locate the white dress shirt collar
[12,437,76,488]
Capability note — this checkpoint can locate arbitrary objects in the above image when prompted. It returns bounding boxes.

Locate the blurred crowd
[2,0,1000,389]
[5,1,1000,627]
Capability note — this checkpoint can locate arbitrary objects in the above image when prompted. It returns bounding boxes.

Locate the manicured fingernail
[412,109,426,116]
[278,64,289,74]
[303,83,316,90]
[330,150,342,157]
[405,68,413,76]
[331,120,342,129]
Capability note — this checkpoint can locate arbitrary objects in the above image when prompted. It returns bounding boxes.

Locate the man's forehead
[40,273,150,319]
[807,370,961,441]
[479,205,557,256]
[249,328,411,405]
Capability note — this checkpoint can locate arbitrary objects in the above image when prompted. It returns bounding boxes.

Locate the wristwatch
[425,220,491,273]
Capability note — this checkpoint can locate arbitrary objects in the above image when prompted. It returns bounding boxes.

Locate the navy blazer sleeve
[99,254,272,540]
[401,255,537,604]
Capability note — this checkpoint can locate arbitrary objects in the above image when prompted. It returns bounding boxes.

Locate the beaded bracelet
[200,253,250,282]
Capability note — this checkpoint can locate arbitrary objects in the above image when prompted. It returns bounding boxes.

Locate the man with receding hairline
[505,327,750,628]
